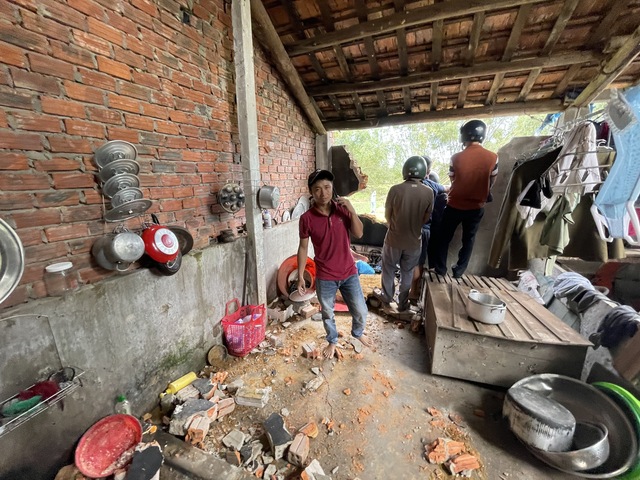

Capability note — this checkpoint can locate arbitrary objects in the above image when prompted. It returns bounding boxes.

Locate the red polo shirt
[299,202,357,281]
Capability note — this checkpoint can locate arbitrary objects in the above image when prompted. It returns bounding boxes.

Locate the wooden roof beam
[517,67,541,101]
[250,0,326,134]
[309,51,601,96]
[287,0,549,57]
[541,0,579,56]
[587,0,630,48]
[573,24,640,107]
[323,99,563,130]
[432,19,443,70]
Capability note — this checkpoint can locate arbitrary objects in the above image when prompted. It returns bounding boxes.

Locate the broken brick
[225,450,241,466]
[425,438,465,465]
[211,371,229,384]
[287,433,310,467]
[216,397,236,418]
[445,453,481,475]
[427,407,443,417]
[299,304,318,318]
[186,415,210,445]
[343,388,351,396]
[298,421,318,438]
[175,384,200,403]
[263,412,292,460]
[192,378,217,400]
[301,342,317,358]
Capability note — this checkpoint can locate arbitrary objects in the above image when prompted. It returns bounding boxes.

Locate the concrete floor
[165,310,577,480]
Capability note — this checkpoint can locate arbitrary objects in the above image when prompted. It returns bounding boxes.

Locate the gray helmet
[460,119,486,143]
[402,156,428,180]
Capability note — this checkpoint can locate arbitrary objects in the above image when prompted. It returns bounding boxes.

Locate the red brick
[87,107,122,124]
[160,199,182,211]
[2,285,29,308]
[180,125,200,137]
[176,162,197,174]
[186,137,207,149]
[105,10,137,34]
[117,81,149,100]
[132,71,161,90]
[0,192,34,210]
[45,224,90,242]
[0,24,49,54]
[147,187,175,199]
[124,114,154,131]
[0,67,10,86]
[175,98,195,112]
[149,91,173,107]
[172,186,194,197]
[97,56,131,80]
[0,89,34,109]
[64,81,105,105]
[64,119,105,138]
[113,45,145,69]
[25,241,69,263]
[61,205,103,222]
[41,97,86,118]
[28,53,75,80]
[10,112,62,133]
[72,30,111,57]
[0,109,6,128]
[50,40,96,69]
[51,172,96,189]
[88,17,124,45]
[164,136,187,149]
[21,10,71,42]
[107,93,140,114]
[78,68,117,91]
[125,35,154,59]
[67,0,105,18]
[67,237,93,254]
[131,0,158,17]
[155,120,179,135]
[140,103,169,119]
[39,0,88,29]
[11,68,60,94]
[0,153,30,170]
[47,136,93,154]
[12,208,61,228]
[0,42,28,68]
[33,158,83,171]
[107,126,139,143]
[0,131,43,150]
[34,190,80,207]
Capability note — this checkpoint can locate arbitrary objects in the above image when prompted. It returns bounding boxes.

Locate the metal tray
[0,219,24,305]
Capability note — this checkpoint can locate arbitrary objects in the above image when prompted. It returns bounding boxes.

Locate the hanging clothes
[539,193,581,255]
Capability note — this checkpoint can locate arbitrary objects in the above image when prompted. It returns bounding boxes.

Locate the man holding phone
[297,169,373,359]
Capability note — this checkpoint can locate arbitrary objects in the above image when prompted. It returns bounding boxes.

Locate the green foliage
[333,114,547,219]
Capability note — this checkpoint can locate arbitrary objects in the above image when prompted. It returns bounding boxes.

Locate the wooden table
[424,272,592,388]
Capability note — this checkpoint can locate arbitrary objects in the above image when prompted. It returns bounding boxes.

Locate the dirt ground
[197,309,576,479]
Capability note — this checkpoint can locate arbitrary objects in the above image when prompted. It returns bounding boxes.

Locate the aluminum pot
[466,289,506,324]
[104,231,145,264]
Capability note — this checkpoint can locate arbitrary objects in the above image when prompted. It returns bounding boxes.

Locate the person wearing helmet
[433,119,498,278]
[372,156,434,312]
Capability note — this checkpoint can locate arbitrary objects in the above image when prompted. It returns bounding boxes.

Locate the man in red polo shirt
[296,169,373,359]
[433,120,498,278]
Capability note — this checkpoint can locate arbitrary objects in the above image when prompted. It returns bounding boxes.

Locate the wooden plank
[402,87,411,113]
[508,290,592,345]
[428,282,454,328]
[552,64,581,97]
[541,0,579,56]
[494,277,517,291]
[450,284,465,331]
[465,12,485,66]
[288,0,549,56]
[430,82,438,110]
[490,289,546,342]
[503,4,531,61]
[485,72,504,105]
[432,20,443,69]
[587,0,630,48]
[309,52,601,96]
[517,67,541,101]
[457,78,469,108]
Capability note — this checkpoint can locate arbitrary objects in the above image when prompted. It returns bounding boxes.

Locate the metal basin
[510,374,637,478]
[528,422,610,472]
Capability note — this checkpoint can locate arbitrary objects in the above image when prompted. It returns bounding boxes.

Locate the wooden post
[232,0,266,306]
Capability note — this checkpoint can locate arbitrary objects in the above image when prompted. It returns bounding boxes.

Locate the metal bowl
[528,422,610,472]
[511,374,637,478]
[0,219,25,305]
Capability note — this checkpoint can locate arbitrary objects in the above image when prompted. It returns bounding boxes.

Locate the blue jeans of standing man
[434,206,484,277]
[315,274,368,345]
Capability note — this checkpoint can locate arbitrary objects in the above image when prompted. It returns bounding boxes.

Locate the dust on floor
[199,310,576,479]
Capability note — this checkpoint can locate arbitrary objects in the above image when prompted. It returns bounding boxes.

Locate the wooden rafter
[395,0,408,76]
[457,78,470,108]
[309,51,601,96]
[588,0,629,48]
[432,19,443,70]
[518,67,541,101]
[323,99,563,130]
[541,0,579,56]
[552,64,581,97]
[573,24,640,107]
[430,82,438,111]
[287,0,548,56]
[465,12,485,66]
[249,0,325,134]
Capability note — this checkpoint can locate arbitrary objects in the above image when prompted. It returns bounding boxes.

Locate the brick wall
[0,0,315,309]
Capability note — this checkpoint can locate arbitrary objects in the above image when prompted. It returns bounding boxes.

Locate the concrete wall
[0,221,300,479]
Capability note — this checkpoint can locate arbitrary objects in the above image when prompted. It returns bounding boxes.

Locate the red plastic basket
[220,298,266,357]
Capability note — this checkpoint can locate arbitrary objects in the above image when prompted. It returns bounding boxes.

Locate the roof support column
[232,0,266,306]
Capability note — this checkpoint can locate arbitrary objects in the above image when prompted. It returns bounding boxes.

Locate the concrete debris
[159,393,176,415]
[266,333,284,348]
[282,321,292,329]
[263,412,293,460]
[280,407,290,417]
[175,384,200,403]
[342,388,351,396]
[263,464,277,478]
[235,386,271,408]
[304,377,324,392]
[302,342,317,358]
[191,378,216,400]
[268,305,294,324]
[225,450,241,466]
[169,399,218,436]
[215,397,236,419]
[260,453,274,465]
[311,313,322,322]
[301,459,330,480]
[311,367,321,376]
[222,429,246,450]
[226,378,244,394]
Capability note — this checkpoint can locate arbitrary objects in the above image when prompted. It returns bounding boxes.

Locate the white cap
[45,262,73,273]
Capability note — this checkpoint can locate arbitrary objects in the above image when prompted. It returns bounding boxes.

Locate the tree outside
[332,114,549,220]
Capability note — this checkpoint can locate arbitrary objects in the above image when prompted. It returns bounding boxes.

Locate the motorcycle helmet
[460,119,486,143]
[402,156,428,180]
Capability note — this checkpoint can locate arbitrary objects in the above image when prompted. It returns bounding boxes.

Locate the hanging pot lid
[98,159,140,183]
[104,199,152,222]
[110,187,144,208]
[0,219,25,305]
[218,183,245,213]
[102,173,140,198]
[257,186,280,210]
[94,141,138,168]
[168,226,194,256]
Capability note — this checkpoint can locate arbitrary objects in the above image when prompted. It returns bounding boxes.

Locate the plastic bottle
[262,210,272,228]
[115,395,131,415]
[162,372,197,396]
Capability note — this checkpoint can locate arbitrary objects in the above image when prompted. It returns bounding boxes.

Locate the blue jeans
[316,274,368,345]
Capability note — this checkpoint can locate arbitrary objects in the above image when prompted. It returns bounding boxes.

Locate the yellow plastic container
[162,372,197,397]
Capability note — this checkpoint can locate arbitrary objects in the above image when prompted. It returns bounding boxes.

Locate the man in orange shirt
[433,120,498,278]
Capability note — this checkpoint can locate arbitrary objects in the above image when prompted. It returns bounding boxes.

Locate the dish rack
[0,367,85,439]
